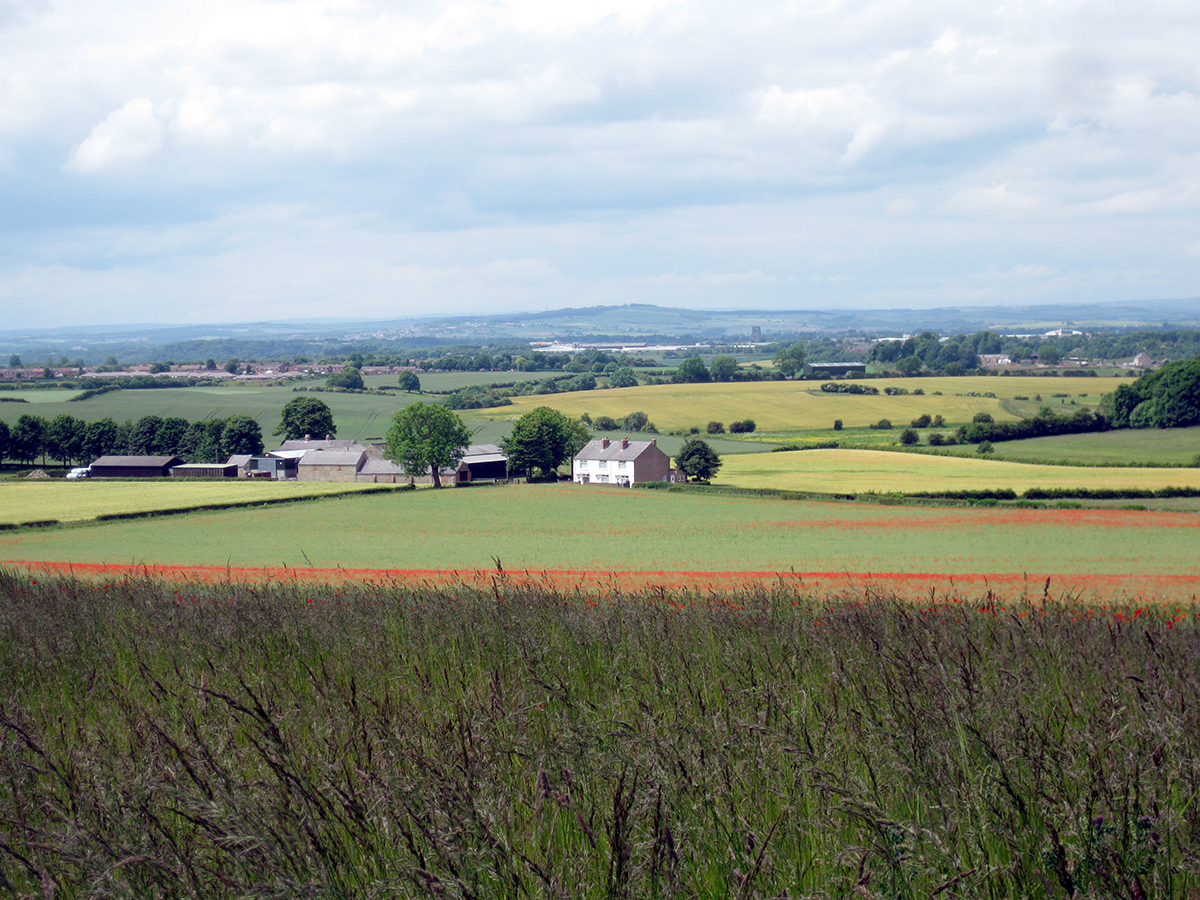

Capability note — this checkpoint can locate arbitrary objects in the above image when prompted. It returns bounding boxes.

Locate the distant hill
[2,299,1197,364]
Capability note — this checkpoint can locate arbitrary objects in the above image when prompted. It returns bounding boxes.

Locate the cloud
[67,98,163,172]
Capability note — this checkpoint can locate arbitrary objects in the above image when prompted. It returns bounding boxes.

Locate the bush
[729,419,756,434]
[899,428,919,445]
[869,419,893,430]
[911,414,932,428]
[928,433,945,446]
[707,421,725,434]
[977,441,994,454]
[833,419,843,431]
[973,412,994,424]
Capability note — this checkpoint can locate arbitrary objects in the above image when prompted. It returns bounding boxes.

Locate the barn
[89,455,184,478]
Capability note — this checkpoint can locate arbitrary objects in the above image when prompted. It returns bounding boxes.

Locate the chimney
[651,438,657,446]
[621,436,629,449]
[601,437,610,449]
[303,434,311,441]
[326,433,332,440]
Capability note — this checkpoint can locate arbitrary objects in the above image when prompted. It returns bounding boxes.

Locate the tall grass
[1,570,1197,898]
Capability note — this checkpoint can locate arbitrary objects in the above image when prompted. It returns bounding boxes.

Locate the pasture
[0,480,389,525]
[937,424,1200,465]
[475,375,1109,433]
[3,484,1197,601]
[715,447,1200,495]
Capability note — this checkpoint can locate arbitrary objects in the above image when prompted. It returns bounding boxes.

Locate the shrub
[972,412,994,424]
[833,419,843,431]
[729,419,756,433]
[899,428,919,445]
[870,419,893,430]
[928,433,945,446]
[911,414,932,428]
[707,421,725,434]
[977,440,994,454]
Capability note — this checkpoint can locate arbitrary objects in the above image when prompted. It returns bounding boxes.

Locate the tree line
[0,413,266,468]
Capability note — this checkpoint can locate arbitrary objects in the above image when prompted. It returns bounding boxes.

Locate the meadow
[3,484,1197,601]
[1,573,1197,898]
[936,424,1200,465]
[0,480,389,526]
[477,376,1109,433]
[714,448,1200,495]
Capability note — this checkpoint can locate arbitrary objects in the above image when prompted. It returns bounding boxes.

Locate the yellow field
[715,449,1200,495]
[0,480,390,526]
[478,376,1107,433]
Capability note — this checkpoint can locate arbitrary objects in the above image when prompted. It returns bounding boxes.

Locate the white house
[572,436,674,486]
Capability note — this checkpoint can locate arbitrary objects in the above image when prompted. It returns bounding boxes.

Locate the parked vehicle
[66,467,91,480]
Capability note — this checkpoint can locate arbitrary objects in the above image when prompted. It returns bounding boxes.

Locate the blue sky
[1,0,1197,327]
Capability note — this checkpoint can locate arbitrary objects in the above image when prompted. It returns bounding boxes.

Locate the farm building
[227,454,299,479]
[573,437,672,486]
[277,439,368,454]
[356,458,460,485]
[89,455,185,478]
[170,463,238,478]
[457,444,508,482]
[804,362,867,377]
[297,449,366,482]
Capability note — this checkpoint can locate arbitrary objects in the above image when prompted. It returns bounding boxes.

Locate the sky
[0,0,1197,328]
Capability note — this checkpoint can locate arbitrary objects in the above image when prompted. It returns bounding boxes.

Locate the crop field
[3,484,1197,601]
[937,424,1200,465]
[476,375,1109,433]
[0,480,390,525]
[2,574,1199,897]
[716,447,1200,495]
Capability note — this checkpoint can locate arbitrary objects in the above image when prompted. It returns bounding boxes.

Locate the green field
[0,480,390,525]
[715,448,1200,495]
[476,376,1109,433]
[936,424,1200,465]
[3,485,1196,589]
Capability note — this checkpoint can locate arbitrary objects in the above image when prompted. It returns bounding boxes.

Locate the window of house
[618,461,627,469]
[599,460,607,468]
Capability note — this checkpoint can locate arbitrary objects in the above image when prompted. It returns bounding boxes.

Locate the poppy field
[3,483,1198,603]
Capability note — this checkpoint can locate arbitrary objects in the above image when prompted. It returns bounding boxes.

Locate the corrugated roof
[360,459,407,475]
[278,439,368,453]
[573,439,664,462]
[298,450,365,467]
[91,455,182,467]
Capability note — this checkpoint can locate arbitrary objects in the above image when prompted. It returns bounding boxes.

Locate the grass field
[0,480,390,525]
[3,484,1197,601]
[936,424,1200,465]
[475,375,1111,433]
[715,447,1200,495]
[5,576,1197,897]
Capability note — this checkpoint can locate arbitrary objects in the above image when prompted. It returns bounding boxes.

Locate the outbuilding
[89,455,184,478]
[170,463,238,478]
[297,449,366,482]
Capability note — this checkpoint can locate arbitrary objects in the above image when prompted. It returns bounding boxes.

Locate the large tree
[676,437,722,483]
[127,415,164,455]
[82,418,122,462]
[221,415,265,458]
[397,370,421,392]
[501,406,590,481]
[674,357,710,384]
[275,397,337,440]
[45,414,87,467]
[773,344,807,378]
[10,414,47,465]
[0,419,9,463]
[384,402,471,488]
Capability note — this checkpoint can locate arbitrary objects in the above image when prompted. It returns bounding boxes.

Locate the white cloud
[67,98,163,172]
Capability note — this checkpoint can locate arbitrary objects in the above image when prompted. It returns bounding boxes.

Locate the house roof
[91,455,183,467]
[360,459,407,476]
[298,450,366,468]
[277,439,368,453]
[574,438,664,462]
[226,454,253,467]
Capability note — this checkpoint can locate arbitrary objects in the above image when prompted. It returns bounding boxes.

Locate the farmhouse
[297,449,366,482]
[573,437,672,486]
[89,455,184,478]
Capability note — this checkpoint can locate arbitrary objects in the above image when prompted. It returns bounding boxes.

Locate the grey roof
[297,450,366,468]
[574,439,664,462]
[172,462,236,471]
[464,443,504,457]
[278,439,368,453]
[226,454,253,467]
[91,455,183,467]
[360,459,408,476]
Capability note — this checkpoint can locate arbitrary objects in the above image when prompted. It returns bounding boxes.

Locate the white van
[66,467,91,480]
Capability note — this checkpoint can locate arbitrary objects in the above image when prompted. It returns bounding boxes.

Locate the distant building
[297,449,367,482]
[804,362,868,377]
[171,463,238,478]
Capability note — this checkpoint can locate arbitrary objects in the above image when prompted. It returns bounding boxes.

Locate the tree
[128,416,164,455]
[502,406,590,481]
[899,428,920,445]
[593,415,619,431]
[10,414,47,464]
[622,411,650,432]
[0,419,8,462]
[8,354,21,367]
[154,418,191,456]
[709,356,738,382]
[729,419,756,433]
[221,415,265,458]
[276,397,336,440]
[45,414,87,466]
[205,358,217,371]
[773,344,806,378]
[326,368,364,390]
[676,438,722,482]
[384,402,471,488]
[609,367,638,388]
[707,421,725,434]
[674,357,710,383]
[223,358,241,374]
[1037,344,1062,366]
[82,419,121,461]
[398,371,421,392]
[346,352,364,369]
